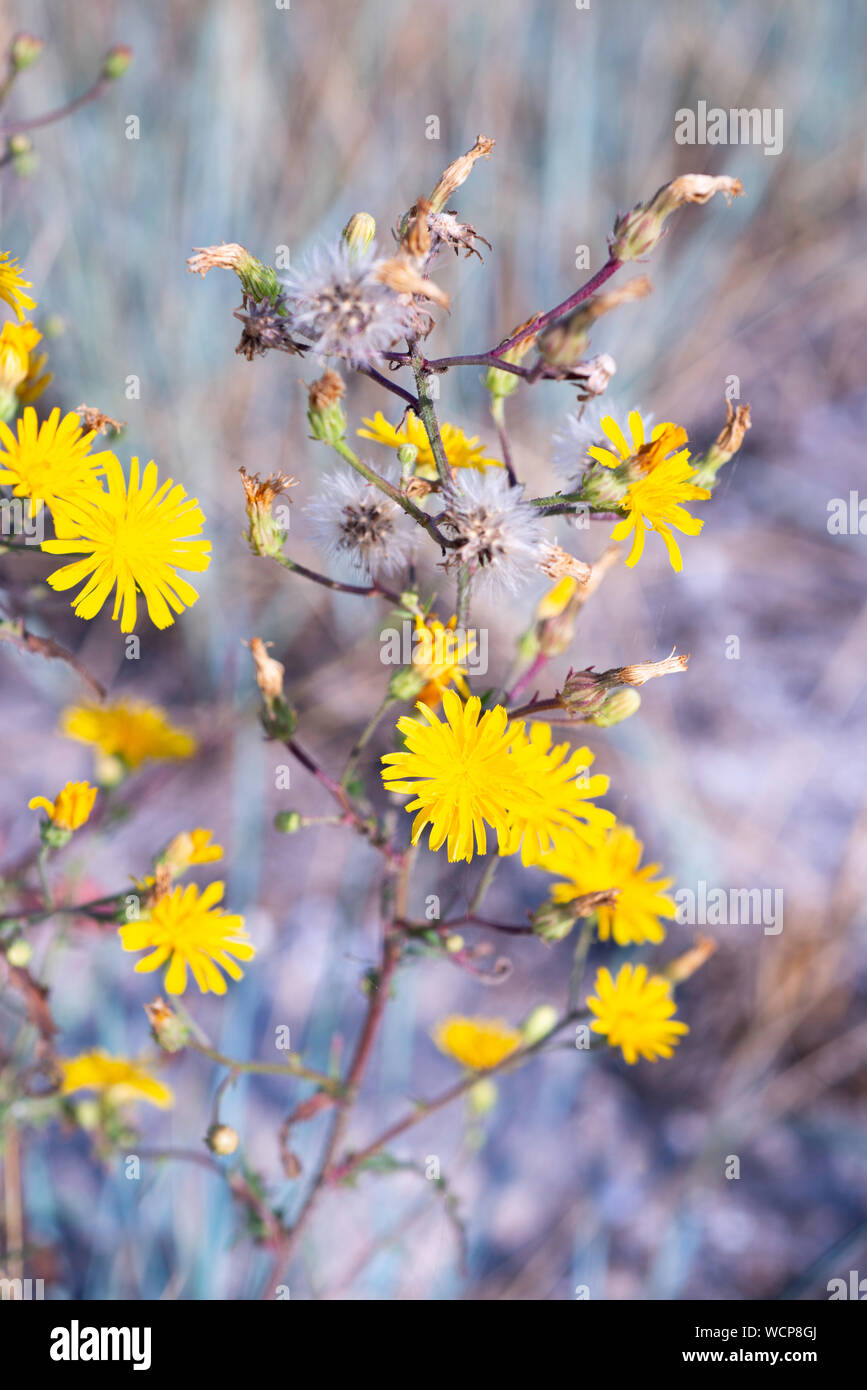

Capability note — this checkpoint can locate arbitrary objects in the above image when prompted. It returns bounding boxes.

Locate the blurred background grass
[1,0,866,1299]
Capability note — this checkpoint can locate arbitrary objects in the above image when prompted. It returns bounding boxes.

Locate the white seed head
[284,241,415,368]
[444,470,544,593]
[306,468,416,578]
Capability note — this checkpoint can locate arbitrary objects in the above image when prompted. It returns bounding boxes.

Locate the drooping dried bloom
[75,404,125,436]
[306,468,415,577]
[611,174,744,262]
[240,466,297,556]
[428,134,495,214]
[248,636,285,706]
[538,543,591,584]
[692,399,752,488]
[615,647,689,685]
[443,470,544,593]
[375,255,449,310]
[284,242,417,368]
[187,242,281,301]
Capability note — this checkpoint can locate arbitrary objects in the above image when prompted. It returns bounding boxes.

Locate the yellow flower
[42,454,211,632]
[535,575,578,620]
[137,828,224,889]
[61,700,196,771]
[499,724,614,865]
[162,827,223,873]
[358,409,502,478]
[28,779,97,831]
[433,1016,523,1070]
[0,406,105,516]
[412,613,473,707]
[59,1050,173,1108]
[587,411,710,571]
[587,962,688,1064]
[119,881,254,996]
[381,689,533,863]
[0,321,51,408]
[542,822,676,945]
[0,249,36,321]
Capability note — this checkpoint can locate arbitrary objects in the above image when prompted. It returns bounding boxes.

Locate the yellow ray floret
[381,688,612,864]
[541,821,676,945]
[499,723,614,864]
[28,779,97,831]
[412,613,473,707]
[0,249,36,321]
[61,700,196,769]
[433,1016,523,1070]
[0,406,104,515]
[59,1050,173,1108]
[118,880,254,996]
[588,411,710,571]
[42,454,211,631]
[358,409,502,478]
[587,962,688,1064]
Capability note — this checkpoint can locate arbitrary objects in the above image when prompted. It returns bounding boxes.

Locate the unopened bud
[239,468,295,558]
[206,1123,240,1156]
[467,1078,498,1116]
[274,810,303,834]
[6,938,32,968]
[587,687,642,727]
[692,401,751,489]
[307,369,347,444]
[397,442,418,471]
[144,998,190,1054]
[521,1004,559,1046]
[342,211,376,254]
[611,174,744,263]
[101,45,133,81]
[10,33,44,71]
[485,313,543,400]
[444,933,464,953]
[531,899,579,943]
[663,936,717,986]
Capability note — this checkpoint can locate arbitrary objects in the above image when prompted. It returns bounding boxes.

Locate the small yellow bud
[444,934,465,953]
[6,938,32,968]
[521,1004,559,1046]
[101,45,133,81]
[206,1123,240,1156]
[10,33,44,71]
[342,212,376,254]
[467,1078,498,1116]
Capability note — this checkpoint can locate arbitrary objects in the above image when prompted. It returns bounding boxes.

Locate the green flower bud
[307,370,347,445]
[274,810,303,835]
[145,999,190,1054]
[531,899,578,943]
[261,697,297,742]
[521,1003,559,1046]
[101,45,133,81]
[10,34,44,71]
[388,665,427,702]
[41,822,71,850]
[467,1078,498,1117]
[587,687,642,727]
